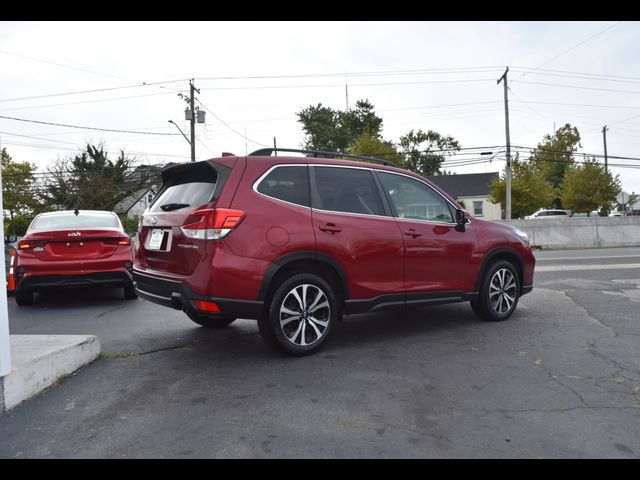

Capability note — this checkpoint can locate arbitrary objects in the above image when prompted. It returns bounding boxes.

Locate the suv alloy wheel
[471,260,521,321]
[259,273,339,356]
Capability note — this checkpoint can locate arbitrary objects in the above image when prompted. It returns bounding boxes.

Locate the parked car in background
[609,211,624,217]
[133,148,535,356]
[525,209,572,219]
[13,210,137,306]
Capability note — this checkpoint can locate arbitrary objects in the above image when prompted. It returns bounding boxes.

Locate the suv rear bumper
[17,271,132,291]
[133,269,264,320]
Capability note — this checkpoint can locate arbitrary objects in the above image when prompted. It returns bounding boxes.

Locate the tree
[489,154,556,219]
[560,158,621,215]
[398,129,460,176]
[530,123,582,208]
[1,147,42,220]
[347,129,404,165]
[296,99,384,152]
[40,143,152,212]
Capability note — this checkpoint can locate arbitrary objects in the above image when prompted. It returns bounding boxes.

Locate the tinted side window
[377,172,454,223]
[256,165,310,207]
[313,167,385,216]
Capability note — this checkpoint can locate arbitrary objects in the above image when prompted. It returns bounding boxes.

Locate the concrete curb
[0,335,101,412]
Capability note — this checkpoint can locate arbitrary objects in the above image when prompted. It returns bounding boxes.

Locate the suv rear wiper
[160,203,190,212]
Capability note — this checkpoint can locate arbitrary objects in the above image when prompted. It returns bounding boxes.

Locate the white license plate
[148,230,165,250]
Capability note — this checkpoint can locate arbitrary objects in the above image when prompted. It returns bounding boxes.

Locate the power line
[0,49,144,84]
[516,80,640,95]
[0,91,178,113]
[195,99,270,147]
[200,78,497,91]
[513,21,622,81]
[0,115,181,136]
[0,79,188,103]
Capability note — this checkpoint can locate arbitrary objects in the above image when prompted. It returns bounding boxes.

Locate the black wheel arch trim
[476,247,526,294]
[256,251,349,301]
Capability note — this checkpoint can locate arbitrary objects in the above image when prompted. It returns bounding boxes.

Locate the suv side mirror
[455,209,467,232]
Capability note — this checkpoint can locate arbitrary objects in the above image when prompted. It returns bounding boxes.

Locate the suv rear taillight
[180,208,246,240]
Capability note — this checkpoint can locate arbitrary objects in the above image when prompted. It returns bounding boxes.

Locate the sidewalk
[1,335,100,411]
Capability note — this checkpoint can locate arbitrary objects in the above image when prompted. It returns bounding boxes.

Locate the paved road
[1,246,639,458]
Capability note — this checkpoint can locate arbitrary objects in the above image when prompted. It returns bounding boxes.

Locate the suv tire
[471,260,520,322]
[259,273,339,356]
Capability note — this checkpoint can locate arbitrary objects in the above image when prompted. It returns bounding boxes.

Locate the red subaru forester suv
[14,210,137,305]
[133,149,535,356]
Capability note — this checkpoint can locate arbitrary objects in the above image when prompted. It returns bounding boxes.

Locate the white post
[0,136,11,377]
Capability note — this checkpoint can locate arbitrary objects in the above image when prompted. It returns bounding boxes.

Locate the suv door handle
[404,229,422,238]
[319,223,342,234]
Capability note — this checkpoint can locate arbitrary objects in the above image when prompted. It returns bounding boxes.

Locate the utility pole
[189,79,200,162]
[273,137,278,156]
[498,67,512,220]
[345,82,350,112]
[602,125,609,173]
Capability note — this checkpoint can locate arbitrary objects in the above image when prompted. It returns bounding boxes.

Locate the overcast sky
[1,21,640,197]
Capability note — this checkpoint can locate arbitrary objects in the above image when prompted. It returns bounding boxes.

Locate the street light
[168,120,194,162]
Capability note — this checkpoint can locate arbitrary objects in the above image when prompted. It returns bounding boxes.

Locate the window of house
[473,201,483,216]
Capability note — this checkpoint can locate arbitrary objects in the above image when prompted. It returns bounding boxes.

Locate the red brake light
[194,300,221,313]
[181,208,246,240]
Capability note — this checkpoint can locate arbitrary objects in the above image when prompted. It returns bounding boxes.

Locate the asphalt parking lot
[1,247,639,458]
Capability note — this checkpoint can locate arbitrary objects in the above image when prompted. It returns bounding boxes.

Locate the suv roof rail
[248,147,402,168]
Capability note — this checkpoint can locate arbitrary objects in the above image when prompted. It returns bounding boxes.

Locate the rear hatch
[27,229,127,262]
[138,160,233,275]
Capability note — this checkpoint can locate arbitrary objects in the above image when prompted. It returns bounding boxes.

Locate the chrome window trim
[251,162,470,226]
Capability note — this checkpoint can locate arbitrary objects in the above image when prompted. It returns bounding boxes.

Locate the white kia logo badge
[68,231,81,237]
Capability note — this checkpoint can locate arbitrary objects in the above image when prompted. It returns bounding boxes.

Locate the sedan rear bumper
[17,271,133,291]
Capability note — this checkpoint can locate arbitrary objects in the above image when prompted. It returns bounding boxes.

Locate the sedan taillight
[180,208,246,240]
[103,237,131,246]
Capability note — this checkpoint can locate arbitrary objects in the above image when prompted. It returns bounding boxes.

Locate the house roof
[427,172,499,198]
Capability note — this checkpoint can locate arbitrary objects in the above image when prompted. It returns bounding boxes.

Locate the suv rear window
[150,182,217,213]
[31,213,119,230]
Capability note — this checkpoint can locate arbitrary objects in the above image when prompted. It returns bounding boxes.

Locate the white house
[427,172,502,221]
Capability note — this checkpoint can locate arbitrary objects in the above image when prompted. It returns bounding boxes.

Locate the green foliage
[398,129,460,176]
[347,129,404,165]
[489,154,557,219]
[560,158,621,215]
[1,148,44,220]
[40,143,151,212]
[530,123,582,208]
[4,215,30,236]
[297,99,384,152]
[119,215,140,234]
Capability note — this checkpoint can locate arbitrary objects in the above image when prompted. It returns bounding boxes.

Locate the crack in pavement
[100,331,261,359]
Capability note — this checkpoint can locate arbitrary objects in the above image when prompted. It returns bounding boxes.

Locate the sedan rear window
[31,213,119,230]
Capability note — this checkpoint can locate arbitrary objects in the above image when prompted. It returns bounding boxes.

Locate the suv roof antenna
[248,147,401,168]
